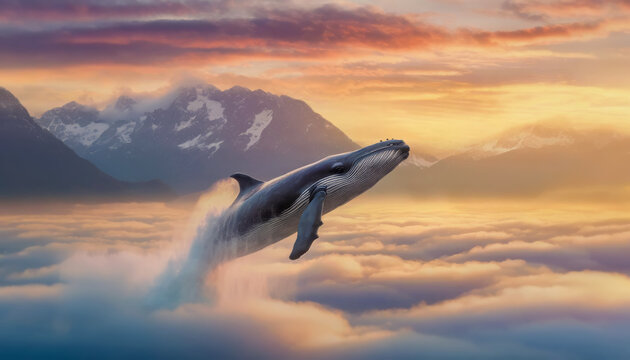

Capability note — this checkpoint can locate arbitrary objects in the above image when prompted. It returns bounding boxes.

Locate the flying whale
[151,139,410,306]
[217,139,410,260]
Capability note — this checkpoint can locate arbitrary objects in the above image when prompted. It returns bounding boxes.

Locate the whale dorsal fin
[230,173,263,200]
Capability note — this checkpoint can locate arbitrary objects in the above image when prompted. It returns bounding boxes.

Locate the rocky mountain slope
[0,87,172,199]
[379,123,630,197]
[37,82,629,199]
[38,84,359,193]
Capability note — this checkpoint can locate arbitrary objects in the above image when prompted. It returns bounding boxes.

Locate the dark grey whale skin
[289,187,327,260]
[217,139,410,259]
[232,139,408,235]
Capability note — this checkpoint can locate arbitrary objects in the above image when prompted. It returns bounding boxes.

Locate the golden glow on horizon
[1,1,629,151]
[6,68,630,151]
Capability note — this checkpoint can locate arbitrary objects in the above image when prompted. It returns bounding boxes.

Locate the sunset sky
[4,2,630,359]
[3,0,630,150]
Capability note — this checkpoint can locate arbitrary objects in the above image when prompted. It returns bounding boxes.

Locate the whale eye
[331,162,346,174]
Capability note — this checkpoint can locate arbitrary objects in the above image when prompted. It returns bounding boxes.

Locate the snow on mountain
[478,133,573,155]
[37,84,358,193]
[114,122,135,144]
[241,109,273,151]
[466,123,577,159]
[0,87,172,199]
[37,102,110,150]
[186,89,224,119]
[390,122,630,198]
[58,122,109,146]
[406,153,438,168]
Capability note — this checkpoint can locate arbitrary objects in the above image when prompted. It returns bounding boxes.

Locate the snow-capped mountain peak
[0,87,172,198]
[468,124,577,159]
[480,132,574,155]
[38,101,107,148]
[36,83,358,192]
[406,154,438,168]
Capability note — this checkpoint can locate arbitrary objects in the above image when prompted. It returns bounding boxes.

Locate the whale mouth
[399,144,410,160]
[349,139,410,165]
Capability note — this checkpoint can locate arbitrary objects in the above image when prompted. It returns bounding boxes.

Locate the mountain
[384,123,630,197]
[463,124,579,159]
[37,84,359,193]
[38,83,629,199]
[0,87,172,199]
[36,101,105,154]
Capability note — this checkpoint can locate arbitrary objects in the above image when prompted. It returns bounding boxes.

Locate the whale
[216,139,410,260]
[150,139,410,306]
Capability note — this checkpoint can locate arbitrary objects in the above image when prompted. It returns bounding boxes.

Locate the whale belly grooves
[230,164,377,257]
[231,187,312,257]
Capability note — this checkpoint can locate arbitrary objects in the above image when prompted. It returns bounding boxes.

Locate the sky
[2,2,630,358]
[2,0,630,150]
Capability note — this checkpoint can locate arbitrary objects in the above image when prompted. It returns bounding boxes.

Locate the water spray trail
[148,179,240,308]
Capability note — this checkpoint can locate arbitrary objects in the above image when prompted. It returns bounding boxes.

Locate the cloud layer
[2,2,627,69]
[1,195,630,359]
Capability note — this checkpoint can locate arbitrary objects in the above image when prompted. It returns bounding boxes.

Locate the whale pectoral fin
[289,187,327,260]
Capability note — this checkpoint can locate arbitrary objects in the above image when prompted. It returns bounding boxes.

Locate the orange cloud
[464,20,608,45]
[504,0,630,20]
[1,4,627,69]
[0,0,233,21]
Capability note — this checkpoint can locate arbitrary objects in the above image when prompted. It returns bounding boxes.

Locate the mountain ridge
[375,122,630,197]
[33,82,630,199]
[0,87,173,200]
[37,84,361,193]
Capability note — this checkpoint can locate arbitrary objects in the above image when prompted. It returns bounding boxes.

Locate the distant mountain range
[377,123,630,197]
[6,80,628,200]
[0,87,172,199]
[37,85,359,193]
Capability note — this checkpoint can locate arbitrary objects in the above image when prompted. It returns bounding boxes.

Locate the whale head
[311,139,410,209]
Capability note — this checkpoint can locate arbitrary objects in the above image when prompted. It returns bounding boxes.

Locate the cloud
[0,5,446,68]
[463,19,611,45]
[448,226,630,274]
[0,0,233,21]
[356,270,630,358]
[360,270,630,332]
[503,0,630,21]
[0,3,627,69]
[2,196,630,358]
[0,283,64,301]
[290,256,544,312]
